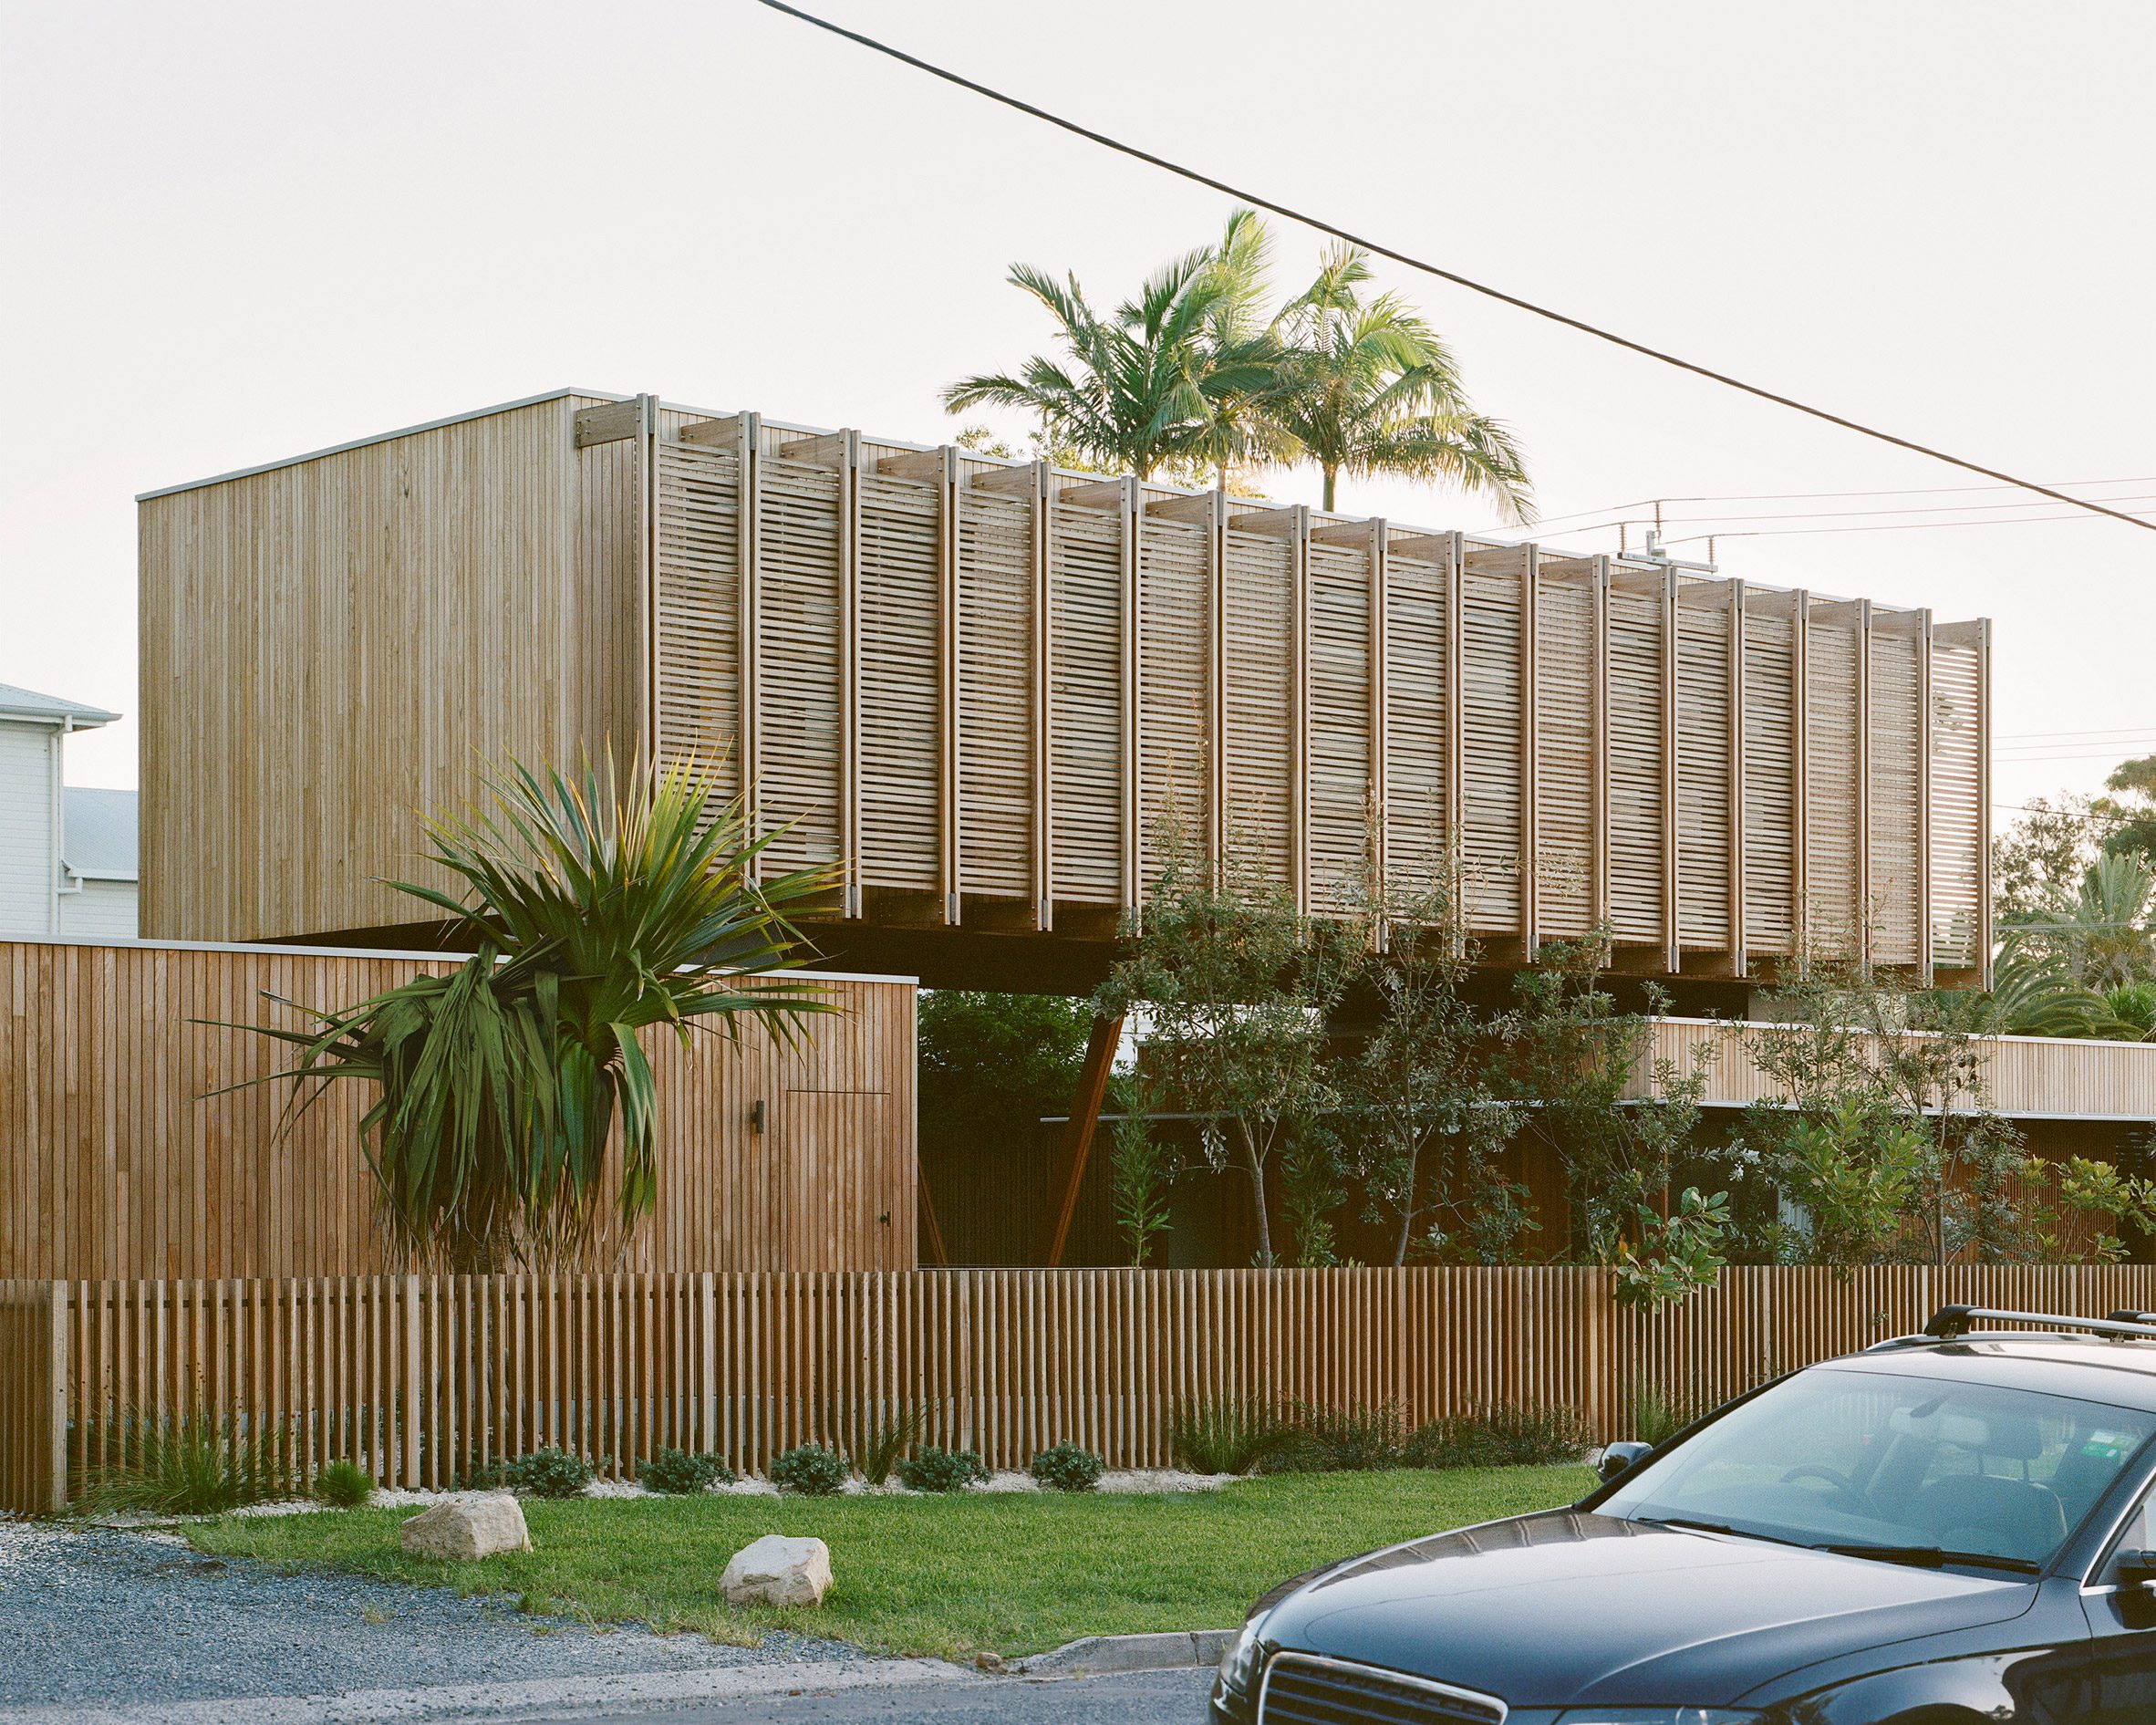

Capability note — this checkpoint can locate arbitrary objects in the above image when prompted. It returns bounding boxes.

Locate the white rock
[720,1533,832,1607]
[399,1492,532,1561]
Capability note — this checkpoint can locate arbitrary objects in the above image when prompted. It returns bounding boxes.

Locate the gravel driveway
[0,1520,959,1723]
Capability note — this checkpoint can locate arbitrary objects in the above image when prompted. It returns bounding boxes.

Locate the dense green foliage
[917,990,1093,1150]
[637,1448,735,1495]
[313,1459,374,1509]
[1029,1442,1104,1493]
[239,754,832,1269]
[895,1445,988,1493]
[1402,1402,1591,1470]
[503,1448,596,1500]
[770,1443,849,1496]
[189,1468,1593,1661]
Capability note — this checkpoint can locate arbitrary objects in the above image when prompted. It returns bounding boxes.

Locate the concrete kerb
[1012,1628,1238,1678]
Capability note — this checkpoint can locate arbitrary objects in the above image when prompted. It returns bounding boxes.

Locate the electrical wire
[1525,474,2156,532]
[756,0,2156,537]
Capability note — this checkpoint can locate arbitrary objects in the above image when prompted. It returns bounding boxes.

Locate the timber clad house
[112,386,2146,1270]
[2,386,2153,1515]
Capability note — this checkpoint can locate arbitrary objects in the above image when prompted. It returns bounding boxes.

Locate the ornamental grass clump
[771,1443,849,1496]
[896,1446,987,1493]
[1269,1403,1407,1474]
[81,1411,290,1516]
[1029,1442,1104,1493]
[312,1459,375,1509]
[1403,1402,1590,1470]
[1168,1398,1293,1476]
[503,1447,595,1500]
[637,1447,736,1495]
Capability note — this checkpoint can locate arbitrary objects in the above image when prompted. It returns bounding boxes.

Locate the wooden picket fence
[8,1264,2156,1514]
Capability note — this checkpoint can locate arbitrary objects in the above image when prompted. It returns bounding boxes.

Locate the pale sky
[5,1,2151,826]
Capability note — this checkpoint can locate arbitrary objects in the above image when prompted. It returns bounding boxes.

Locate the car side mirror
[2118,1549,2156,1597]
[1598,1440,1653,1484]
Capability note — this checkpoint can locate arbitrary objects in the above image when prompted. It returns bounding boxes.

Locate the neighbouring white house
[0,682,139,940]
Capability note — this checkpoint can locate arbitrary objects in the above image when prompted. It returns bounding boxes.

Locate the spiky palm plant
[1263,244,1532,518]
[943,228,1276,483]
[240,753,833,1269]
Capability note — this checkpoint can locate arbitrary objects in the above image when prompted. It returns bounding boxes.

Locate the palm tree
[1187,209,1292,493]
[944,221,1276,483]
[1263,244,1533,519]
[238,753,833,1270]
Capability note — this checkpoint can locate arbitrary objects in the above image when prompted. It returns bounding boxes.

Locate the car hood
[1259,1510,2039,1709]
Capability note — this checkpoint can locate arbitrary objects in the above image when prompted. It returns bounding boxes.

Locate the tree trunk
[1322,465,1338,512]
[1391,1138,1418,1266]
[1241,1124,1275,1267]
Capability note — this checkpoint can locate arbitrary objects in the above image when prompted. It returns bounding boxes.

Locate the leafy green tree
[1100,826,1354,1268]
[1104,1074,1174,1266]
[917,990,1094,1149]
[1339,855,1523,1264]
[244,755,831,1270]
[1993,793,2111,927]
[1492,933,1712,1288]
[2099,753,2156,868]
[1262,244,1532,517]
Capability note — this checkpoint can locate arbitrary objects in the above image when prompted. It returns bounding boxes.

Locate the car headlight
[1216,1615,1269,1696]
[1554,1711,1763,1723]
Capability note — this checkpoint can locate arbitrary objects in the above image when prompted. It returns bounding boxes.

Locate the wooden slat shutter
[653,438,742,804]
[1929,638,1983,970]
[1223,528,1294,890]
[856,473,940,890]
[1535,568,1596,938]
[1676,593,1733,949]
[756,456,844,871]
[957,487,1033,898]
[1049,500,1123,904]
[1461,551,1525,932]
[1741,607,1797,956]
[1606,587,1664,943]
[1803,616,1861,958]
[1137,514,1208,888]
[1869,628,1923,965]
[1307,540,1373,911]
[1384,549,1449,872]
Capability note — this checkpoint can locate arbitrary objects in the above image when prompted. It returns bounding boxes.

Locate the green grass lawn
[185,1466,1591,1661]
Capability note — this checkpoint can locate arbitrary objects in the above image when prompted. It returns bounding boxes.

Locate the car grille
[1258,1653,1508,1724]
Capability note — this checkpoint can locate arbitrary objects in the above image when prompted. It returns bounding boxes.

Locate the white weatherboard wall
[0,722,59,937]
[60,877,138,940]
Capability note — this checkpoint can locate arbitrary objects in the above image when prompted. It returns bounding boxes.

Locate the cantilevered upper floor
[139,389,1990,992]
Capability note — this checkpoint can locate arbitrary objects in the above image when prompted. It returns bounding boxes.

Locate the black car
[1211,1305,2156,1724]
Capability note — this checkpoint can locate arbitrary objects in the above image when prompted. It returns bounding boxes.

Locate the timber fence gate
[8,1265,2156,1513]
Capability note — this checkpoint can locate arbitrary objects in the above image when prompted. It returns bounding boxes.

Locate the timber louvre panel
[1222,527,1294,889]
[756,454,844,874]
[1869,620,1923,967]
[1676,583,1735,951]
[855,472,941,890]
[1383,544,1449,871]
[1535,561,1597,939]
[1307,537,1373,911]
[1460,546,1526,930]
[956,485,1034,898]
[1136,508,1210,887]
[1930,632,1984,971]
[1741,600,1798,956]
[1049,496,1124,904]
[652,437,743,799]
[1607,581,1664,944]
[1805,612,1862,957]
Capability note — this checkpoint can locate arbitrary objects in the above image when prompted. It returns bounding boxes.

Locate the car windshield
[1599,1365,2156,1570]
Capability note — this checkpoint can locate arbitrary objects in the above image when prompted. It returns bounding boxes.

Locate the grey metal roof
[0,682,119,727]
[62,787,139,880]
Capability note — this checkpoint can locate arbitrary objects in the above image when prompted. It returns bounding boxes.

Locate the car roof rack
[1922,1304,2156,1343]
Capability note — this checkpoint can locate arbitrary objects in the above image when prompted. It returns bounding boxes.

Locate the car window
[1599,1365,2156,1569]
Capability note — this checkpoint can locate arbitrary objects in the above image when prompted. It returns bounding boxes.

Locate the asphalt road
[492,1669,1216,1723]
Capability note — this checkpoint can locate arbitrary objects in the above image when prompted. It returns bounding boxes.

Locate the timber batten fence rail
[9,1265,2156,1513]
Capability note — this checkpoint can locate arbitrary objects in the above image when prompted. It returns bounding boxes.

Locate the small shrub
[771,1442,849,1496]
[638,1447,736,1495]
[503,1447,596,1500]
[896,1445,987,1493]
[1267,1403,1406,1474]
[1404,1401,1591,1470]
[313,1459,375,1509]
[1168,1398,1292,1475]
[81,1411,289,1515]
[1030,1442,1104,1493]
[453,1458,504,1491]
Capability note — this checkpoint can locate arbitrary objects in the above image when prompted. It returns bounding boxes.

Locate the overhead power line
[759,0,2156,536]
[1525,474,2156,532]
